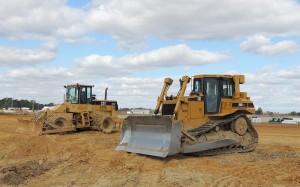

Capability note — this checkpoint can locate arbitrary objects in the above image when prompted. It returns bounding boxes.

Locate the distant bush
[255,107,263,115]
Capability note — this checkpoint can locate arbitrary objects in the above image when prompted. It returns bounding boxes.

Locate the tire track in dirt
[209,176,245,187]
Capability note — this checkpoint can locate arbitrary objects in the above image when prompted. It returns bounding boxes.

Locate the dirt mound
[0,160,59,185]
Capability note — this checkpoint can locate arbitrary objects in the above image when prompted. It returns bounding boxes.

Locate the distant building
[131,109,150,115]
[282,118,300,124]
[7,107,18,111]
[249,116,262,123]
[248,115,272,123]
[248,115,300,125]
[42,106,55,111]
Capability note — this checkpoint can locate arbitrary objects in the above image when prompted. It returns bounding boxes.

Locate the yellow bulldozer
[116,74,258,157]
[0,84,119,135]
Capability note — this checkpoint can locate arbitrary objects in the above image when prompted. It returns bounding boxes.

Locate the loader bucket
[0,114,40,135]
[116,115,182,158]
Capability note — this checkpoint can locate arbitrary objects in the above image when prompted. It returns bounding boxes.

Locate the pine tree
[256,107,263,115]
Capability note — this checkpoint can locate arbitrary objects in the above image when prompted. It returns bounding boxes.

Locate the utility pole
[32,99,35,112]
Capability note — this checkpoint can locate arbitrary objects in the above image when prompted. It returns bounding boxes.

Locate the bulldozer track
[188,114,241,136]
[187,114,258,156]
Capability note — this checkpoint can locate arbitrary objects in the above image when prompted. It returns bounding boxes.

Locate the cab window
[80,87,92,104]
[66,87,78,103]
[193,79,202,93]
[222,79,234,97]
[86,87,92,103]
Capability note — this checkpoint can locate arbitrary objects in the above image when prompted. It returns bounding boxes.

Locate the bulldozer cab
[158,75,249,117]
[65,84,93,104]
[192,76,234,115]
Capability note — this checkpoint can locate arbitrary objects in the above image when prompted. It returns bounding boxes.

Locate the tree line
[0,98,54,110]
[255,107,300,116]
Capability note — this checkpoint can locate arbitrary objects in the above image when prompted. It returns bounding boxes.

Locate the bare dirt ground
[0,116,299,187]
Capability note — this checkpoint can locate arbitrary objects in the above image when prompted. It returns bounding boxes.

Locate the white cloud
[86,0,300,48]
[42,40,59,51]
[0,46,56,66]
[63,37,96,44]
[75,44,231,77]
[183,67,190,71]
[0,64,299,112]
[0,67,73,103]
[107,67,300,111]
[0,0,86,41]
[0,66,166,107]
[1,1,300,48]
[240,35,299,55]
[97,77,166,108]
[0,44,229,104]
[242,66,300,112]
[0,0,299,114]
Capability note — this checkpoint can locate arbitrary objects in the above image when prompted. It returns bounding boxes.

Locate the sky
[0,0,300,113]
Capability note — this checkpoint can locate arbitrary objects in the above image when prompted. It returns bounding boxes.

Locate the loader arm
[154,78,173,114]
[173,76,190,117]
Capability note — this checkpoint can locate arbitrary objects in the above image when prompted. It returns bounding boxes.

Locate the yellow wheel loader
[33,84,119,135]
[116,75,258,157]
[0,84,119,135]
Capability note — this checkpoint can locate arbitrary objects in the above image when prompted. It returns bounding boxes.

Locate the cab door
[204,78,221,114]
[189,78,204,119]
[79,86,92,104]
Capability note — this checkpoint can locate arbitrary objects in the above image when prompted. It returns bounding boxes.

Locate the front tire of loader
[40,115,70,135]
[100,117,116,134]
[54,117,68,128]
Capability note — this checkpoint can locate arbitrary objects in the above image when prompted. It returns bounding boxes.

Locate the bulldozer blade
[116,116,182,158]
[0,115,40,135]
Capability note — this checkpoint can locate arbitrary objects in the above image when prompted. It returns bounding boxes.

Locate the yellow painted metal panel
[189,101,204,119]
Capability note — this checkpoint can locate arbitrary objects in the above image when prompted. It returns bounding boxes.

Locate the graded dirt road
[0,120,299,186]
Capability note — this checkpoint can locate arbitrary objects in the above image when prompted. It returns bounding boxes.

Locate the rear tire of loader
[100,117,115,134]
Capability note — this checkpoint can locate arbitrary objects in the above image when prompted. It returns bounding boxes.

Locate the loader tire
[54,117,68,127]
[100,117,116,134]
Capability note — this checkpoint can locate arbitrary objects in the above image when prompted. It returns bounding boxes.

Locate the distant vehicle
[269,117,284,124]
[282,118,300,124]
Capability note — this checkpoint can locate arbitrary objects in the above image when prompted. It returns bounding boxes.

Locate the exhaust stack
[104,87,108,100]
